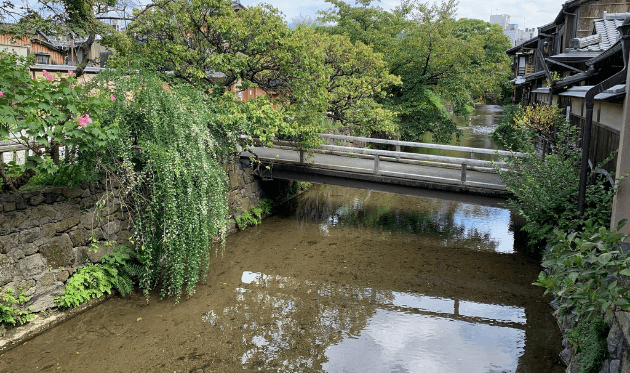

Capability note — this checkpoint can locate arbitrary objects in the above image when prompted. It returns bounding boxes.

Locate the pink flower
[0,91,3,97]
[77,114,93,128]
[68,70,75,76]
[110,94,116,101]
[42,70,53,82]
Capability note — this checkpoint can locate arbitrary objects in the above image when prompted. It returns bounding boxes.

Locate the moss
[571,316,609,373]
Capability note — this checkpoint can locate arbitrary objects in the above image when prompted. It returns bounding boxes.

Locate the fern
[55,263,116,309]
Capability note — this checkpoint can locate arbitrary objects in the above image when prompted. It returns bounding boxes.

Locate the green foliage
[0,51,117,191]
[0,287,34,327]
[236,211,260,230]
[56,262,117,309]
[495,122,617,249]
[300,28,400,136]
[101,245,139,297]
[125,1,400,143]
[279,181,312,199]
[93,70,243,301]
[533,220,630,321]
[570,316,609,373]
[491,104,533,151]
[256,198,274,216]
[236,198,274,230]
[318,0,512,142]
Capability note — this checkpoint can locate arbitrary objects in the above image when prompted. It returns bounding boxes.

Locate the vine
[91,69,253,301]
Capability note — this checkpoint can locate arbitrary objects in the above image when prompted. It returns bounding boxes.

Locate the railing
[271,134,524,183]
[0,140,32,165]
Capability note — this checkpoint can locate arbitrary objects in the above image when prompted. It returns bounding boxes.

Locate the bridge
[242,134,524,198]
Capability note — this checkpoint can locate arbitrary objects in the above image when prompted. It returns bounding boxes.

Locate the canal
[0,184,563,373]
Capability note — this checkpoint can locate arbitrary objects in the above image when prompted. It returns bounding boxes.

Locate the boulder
[17,254,46,279]
[0,254,16,286]
[39,234,74,269]
[62,185,84,199]
[27,282,65,312]
[0,233,18,254]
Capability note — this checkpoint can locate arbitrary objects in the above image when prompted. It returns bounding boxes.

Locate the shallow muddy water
[0,185,563,373]
[413,104,505,161]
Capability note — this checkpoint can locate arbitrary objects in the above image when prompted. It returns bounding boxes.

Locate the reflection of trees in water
[287,185,499,251]
[207,272,393,371]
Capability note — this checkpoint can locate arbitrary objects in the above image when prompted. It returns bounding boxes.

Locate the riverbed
[0,185,563,373]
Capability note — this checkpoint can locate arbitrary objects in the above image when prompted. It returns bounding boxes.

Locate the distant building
[490,14,537,47]
[489,14,510,30]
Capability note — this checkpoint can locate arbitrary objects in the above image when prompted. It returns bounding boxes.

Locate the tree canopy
[317,0,512,142]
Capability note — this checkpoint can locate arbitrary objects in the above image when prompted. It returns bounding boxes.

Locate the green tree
[300,28,401,136]
[318,0,512,142]
[125,0,400,142]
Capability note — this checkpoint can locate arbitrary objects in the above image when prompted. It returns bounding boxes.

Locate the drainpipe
[578,21,630,214]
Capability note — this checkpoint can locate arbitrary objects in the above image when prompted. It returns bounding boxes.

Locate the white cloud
[242,0,568,29]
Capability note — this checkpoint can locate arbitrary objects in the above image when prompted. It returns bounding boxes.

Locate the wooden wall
[570,113,620,173]
[576,0,630,38]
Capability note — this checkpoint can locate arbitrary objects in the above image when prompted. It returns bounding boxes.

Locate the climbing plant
[92,69,264,300]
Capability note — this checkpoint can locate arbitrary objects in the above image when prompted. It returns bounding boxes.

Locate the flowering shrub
[0,51,118,191]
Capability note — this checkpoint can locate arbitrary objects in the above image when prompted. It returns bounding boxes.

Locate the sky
[239,0,570,30]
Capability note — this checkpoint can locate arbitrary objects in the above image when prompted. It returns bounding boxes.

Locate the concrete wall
[0,159,265,313]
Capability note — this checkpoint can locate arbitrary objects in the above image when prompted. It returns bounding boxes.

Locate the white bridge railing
[271,134,524,183]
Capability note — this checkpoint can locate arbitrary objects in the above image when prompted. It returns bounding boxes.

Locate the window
[35,53,49,64]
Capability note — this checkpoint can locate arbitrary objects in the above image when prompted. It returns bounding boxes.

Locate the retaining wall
[0,158,264,314]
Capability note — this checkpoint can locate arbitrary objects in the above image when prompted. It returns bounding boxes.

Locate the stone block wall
[557,308,630,373]
[0,159,264,313]
[0,181,132,312]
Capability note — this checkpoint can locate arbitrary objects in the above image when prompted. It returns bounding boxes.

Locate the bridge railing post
[374,154,380,174]
[396,145,401,161]
[460,163,467,182]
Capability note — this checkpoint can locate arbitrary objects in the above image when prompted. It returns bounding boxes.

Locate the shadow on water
[0,184,563,373]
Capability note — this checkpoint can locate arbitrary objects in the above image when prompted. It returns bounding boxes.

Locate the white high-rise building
[490,14,510,30]
[490,14,537,47]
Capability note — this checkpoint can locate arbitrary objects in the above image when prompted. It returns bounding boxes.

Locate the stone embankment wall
[0,159,264,314]
[557,309,630,373]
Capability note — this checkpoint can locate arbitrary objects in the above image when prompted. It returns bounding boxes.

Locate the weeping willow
[96,71,244,300]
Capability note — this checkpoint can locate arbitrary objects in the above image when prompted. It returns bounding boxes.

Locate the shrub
[533,220,630,321]
[0,51,117,191]
[0,287,34,326]
[495,122,617,250]
[491,103,532,151]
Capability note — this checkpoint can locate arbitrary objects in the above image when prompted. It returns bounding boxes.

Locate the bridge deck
[244,146,510,197]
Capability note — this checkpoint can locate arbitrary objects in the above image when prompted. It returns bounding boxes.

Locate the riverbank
[0,158,274,351]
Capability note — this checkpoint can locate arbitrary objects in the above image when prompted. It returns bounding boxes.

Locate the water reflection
[209,270,527,372]
[287,185,515,253]
[412,104,505,161]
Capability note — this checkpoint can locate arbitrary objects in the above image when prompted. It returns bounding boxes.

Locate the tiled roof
[568,12,630,53]
[557,84,626,100]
